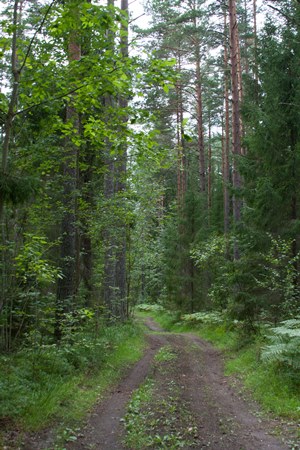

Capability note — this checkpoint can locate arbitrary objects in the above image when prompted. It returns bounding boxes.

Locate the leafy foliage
[262,318,300,380]
[136,303,165,313]
[0,172,40,205]
[256,236,300,316]
[180,311,223,326]
[15,234,61,285]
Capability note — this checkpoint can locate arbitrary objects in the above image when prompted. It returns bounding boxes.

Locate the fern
[181,311,223,326]
[261,318,300,377]
[136,303,165,313]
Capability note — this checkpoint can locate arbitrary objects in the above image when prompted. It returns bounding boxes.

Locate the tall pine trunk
[253,0,258,81]
[176,52,186,205]
[195,39,206,193]
[229,0,243,259]
[223,8,230,236]
[208,113,212,215]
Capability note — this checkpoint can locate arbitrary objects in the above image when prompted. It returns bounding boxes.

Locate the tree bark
[103,0,116,320]
[189,1,206,193]
[229,0,243,259]
[55,21,81,340]
[115,0,129,321]
[223,8,230,236]
[103,0,128,321]
[195,41,206,194]
[253,0,258,81]
[176,52,186,206]
[208,113,212,215]
[79,0,93,307]
[0,0,20,223]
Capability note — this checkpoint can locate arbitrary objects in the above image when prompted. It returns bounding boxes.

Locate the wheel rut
[67,317,291,450]
[66,322,167,449]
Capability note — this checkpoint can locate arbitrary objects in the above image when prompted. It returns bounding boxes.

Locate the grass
[123,378,156,449]
[123,345,199,449]
[57,328,145,421]
[136,309,300,422]
[226,347,300,420]
[154,345,177,363]
[0,321,146,448]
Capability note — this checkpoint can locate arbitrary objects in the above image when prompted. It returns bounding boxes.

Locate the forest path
[67,317,289,450]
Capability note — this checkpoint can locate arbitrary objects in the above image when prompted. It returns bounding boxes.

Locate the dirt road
[67,317,292,450]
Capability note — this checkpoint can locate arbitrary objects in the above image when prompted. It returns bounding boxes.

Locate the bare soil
[65,317,295,450]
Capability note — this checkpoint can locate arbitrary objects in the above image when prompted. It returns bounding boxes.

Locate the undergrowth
[136,308,300,421]
[0,321,145,436]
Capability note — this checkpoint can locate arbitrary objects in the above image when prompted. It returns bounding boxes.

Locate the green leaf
[182,133,192,142]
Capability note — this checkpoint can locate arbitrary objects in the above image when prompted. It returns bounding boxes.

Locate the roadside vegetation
[136,305,300,423]
[0,319,145,448]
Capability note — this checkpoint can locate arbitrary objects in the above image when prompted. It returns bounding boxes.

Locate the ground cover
[0,321,146,449]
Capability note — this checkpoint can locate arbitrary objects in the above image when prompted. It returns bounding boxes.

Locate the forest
[0,0,299,448]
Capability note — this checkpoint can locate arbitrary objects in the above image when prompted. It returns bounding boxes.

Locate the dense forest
[0,0,299,445]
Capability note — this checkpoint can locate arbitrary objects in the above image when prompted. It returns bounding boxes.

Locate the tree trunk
[176,53,186,205]
[79,0,94,307]
[0,1,20,321]
[208,113,212,215]
[195,43,206,194]
[103,141,116,318]
[176,80,182,204]
[81,151,94,307]
[103,0,116,320]
[115,0,129,321]
[103,0,128,321]
[223,8,230,236]
[253,0,258,81]
[55,24,81,340]
[191,0,205,194]
[229,0,243,259]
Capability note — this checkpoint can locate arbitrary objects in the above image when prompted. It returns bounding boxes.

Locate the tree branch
[129,13,145,24]
[19,0,58,74]
[267,4,296,23]
[15,84,86,116]
[11,0,19,76]
[15,66,120,116]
